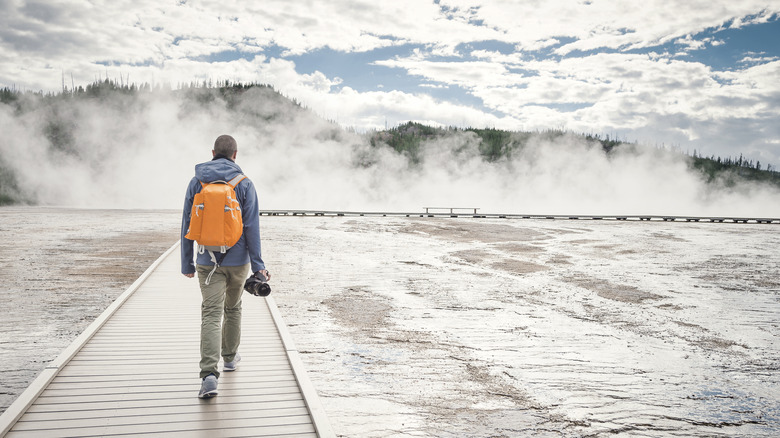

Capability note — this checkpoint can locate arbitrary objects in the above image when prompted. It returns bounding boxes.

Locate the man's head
[213,134,238,160]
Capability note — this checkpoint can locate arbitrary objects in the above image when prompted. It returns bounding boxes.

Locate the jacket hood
[194,157,244,183]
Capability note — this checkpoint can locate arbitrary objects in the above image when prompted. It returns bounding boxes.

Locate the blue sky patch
[286,44,426,92]
[690,18,780,70]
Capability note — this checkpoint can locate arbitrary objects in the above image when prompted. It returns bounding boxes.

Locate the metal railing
[424,207,480,214]
[257,210,779,224]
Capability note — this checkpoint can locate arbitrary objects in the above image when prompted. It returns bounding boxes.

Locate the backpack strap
[199,174,244,188]
[204,249,231,285]
[227,174,246,188]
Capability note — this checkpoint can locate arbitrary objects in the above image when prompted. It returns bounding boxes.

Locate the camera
[244,271,271,297]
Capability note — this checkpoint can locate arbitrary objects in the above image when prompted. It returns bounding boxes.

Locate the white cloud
[419,83,448,89]
[674,34,711,51]
[1,0,779,166]
[449,0,780,55]
[739,55,780,63]
[303,86,516,132]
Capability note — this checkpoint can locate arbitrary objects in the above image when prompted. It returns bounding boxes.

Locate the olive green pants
[196,263,249,379]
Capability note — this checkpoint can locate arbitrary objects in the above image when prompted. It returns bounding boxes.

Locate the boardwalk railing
[0,243,334,438]
[259,209,780,224]
[423,207,480,215]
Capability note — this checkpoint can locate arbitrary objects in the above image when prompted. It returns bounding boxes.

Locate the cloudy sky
[2,1,780,166]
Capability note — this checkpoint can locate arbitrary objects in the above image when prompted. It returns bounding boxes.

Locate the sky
[2,0,780,167]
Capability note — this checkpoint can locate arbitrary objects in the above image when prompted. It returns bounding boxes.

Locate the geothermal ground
[1,207,778,437]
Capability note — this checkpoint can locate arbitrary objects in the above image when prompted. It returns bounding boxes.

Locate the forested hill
[1,81,778,206]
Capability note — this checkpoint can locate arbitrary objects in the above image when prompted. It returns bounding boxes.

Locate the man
[181,134,270,399]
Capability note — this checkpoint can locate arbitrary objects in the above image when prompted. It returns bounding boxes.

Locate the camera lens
[244,275,271,297]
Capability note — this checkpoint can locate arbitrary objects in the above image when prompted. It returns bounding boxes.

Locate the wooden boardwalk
[0,244,334,437]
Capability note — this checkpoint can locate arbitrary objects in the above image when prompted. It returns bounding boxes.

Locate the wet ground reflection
[264,217,779,437]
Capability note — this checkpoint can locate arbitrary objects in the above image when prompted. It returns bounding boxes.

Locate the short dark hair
[213,135,237,157]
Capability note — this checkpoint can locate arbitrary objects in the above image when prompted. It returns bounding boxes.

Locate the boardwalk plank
[36,379,301,398]
[45,374,297,391]
[17,399,307,422]
[25,392,306,414]
[48,368,295,385]
[56,363,294,377]
[34,381,303,405]
[63,356,291,366]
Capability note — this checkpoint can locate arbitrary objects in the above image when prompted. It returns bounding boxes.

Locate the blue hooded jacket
[180,156,265,275]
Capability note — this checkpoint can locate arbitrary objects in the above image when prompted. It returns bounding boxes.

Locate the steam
[1,88,779,217]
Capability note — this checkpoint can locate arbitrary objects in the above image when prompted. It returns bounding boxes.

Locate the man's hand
[257,270,270,281]
[184,273,195,278]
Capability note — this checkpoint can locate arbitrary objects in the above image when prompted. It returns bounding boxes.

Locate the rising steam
[1,86,779,217]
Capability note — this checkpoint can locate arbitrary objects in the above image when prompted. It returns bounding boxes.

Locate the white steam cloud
[1,88,779,217]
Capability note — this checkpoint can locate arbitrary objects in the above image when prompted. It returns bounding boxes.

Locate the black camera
[244,272,271,297]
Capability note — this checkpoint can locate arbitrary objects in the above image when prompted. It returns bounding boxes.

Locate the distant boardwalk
[259,209,780,223]
[0,244,333,437]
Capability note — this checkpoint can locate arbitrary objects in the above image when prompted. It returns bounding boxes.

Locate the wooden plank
[25,392,306,414]
[47,368,295,384]
[55,362,292,375]
[56,362,294,377]
[36,379,301,398]
[32,385,304,407]
[62,355,292,366]
[61,352,288,362]
[45,375,297,392]
[95,323,279,330]
[17,399,307,422]
[75,346,287,355]
[79,335,281,343]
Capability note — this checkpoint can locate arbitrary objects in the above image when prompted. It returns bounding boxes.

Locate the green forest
[1,81,779,205]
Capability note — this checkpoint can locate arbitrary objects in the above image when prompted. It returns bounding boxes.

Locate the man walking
[181,134,269,399]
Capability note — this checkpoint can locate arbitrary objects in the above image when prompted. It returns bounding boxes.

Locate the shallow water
[1,209,778,437]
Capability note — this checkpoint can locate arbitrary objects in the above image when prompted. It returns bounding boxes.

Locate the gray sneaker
[223,353,241,372]
[198,374,218,399]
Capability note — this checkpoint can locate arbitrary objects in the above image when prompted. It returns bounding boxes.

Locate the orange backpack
[185,174,246,283]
